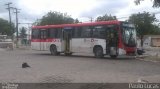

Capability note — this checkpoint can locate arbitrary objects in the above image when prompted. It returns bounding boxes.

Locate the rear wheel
[94,46,104,58]
[50,45,58,56]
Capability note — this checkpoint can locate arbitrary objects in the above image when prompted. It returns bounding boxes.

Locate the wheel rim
[51,46,56,55]
[95,47,103,58]
[96,50,101,56]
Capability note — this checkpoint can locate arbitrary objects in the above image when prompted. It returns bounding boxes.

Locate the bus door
[40,29,47,50]
[106,26,118,56]
[62,28,72,53]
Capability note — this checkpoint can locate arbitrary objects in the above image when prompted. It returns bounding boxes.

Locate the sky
[0,0,160,27]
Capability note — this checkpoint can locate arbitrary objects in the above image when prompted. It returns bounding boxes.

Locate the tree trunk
[140,35,143,47]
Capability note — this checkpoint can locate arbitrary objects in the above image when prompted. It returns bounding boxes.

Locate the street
[0,49,160,83]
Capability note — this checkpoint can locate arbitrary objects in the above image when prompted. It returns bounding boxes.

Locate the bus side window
[92,26,106,39]
[44,30,47,39]
[73,27,81,38]
[49,29,56,38]
[40,29,48,39]
[81,26,92,38]
[32,29,39,39]
[47,29,50,38]
[40,30,43,39]
[72,28,75,37]
[56,28,62,38]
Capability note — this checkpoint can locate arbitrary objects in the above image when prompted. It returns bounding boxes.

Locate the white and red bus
[31,20,136,58]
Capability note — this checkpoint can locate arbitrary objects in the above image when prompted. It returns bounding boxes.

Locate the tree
[19,27,27,39]
[74,18,79,23]
[0,18,15,36]
[19,27,27,45]
[36,11,76,25]
[134,0,160,7]
[152,25,160,34]
[96,14,117,21]
[128,12,159,46]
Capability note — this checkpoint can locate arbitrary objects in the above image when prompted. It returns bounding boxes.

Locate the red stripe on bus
[32,20,120,29]
[31,39,60,42]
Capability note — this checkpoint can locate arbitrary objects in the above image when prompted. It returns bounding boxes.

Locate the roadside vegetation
[0,0,160,46]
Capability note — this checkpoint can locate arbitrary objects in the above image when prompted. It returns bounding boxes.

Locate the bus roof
[32,20,121,29]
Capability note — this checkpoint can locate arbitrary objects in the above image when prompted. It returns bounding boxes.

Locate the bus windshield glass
[122,23,136,47]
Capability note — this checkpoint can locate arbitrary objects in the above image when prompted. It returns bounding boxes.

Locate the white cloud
[80,0,129,19]
[0,0,160,23]
[18,0,98,18]
[116,0,160,21]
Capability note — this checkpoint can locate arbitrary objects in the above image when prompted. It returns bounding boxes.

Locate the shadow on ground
[31,52,136,60]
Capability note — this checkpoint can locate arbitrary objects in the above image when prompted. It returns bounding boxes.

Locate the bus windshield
[122,23,136,47]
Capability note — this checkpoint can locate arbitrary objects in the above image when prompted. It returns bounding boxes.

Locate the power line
[5,2,13,36]
[13,7,20,48]
[5,2,21,48]
[90,17,93,22]
[18,23,33,25]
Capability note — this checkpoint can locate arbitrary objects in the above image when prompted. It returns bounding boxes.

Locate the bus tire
[50,45,58,56]
[94,46,104,58]
[110,55,117,58]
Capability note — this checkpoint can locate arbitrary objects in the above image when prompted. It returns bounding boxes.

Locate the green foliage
[128,12,160,46]
[152,25,160,34]
[96,14,117,21]
[74,18,79,23]
[36,11,77,25]
[0,18,15,36]
[128,12,158,36]
[134,0,160,7]
[19,27,27,39]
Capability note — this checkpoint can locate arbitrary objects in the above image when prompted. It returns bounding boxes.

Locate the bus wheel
[50,45,58,56]
[110,55,117,58]
[94,46,104,58]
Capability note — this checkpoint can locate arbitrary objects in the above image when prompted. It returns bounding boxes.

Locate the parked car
[0,35,13,49]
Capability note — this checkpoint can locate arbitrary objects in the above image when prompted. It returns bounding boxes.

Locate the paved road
[0,49,160,83]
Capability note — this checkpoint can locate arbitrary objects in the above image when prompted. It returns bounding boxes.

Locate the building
[143,35,160,48]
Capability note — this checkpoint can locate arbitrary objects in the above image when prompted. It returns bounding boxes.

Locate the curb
[138,58,160,63]
[136,54,160,63]
[136,56,160,63]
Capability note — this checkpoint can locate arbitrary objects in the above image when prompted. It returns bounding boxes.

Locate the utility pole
[5,2,12,36]
[90,17,93,22]
[13,8,20,48]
